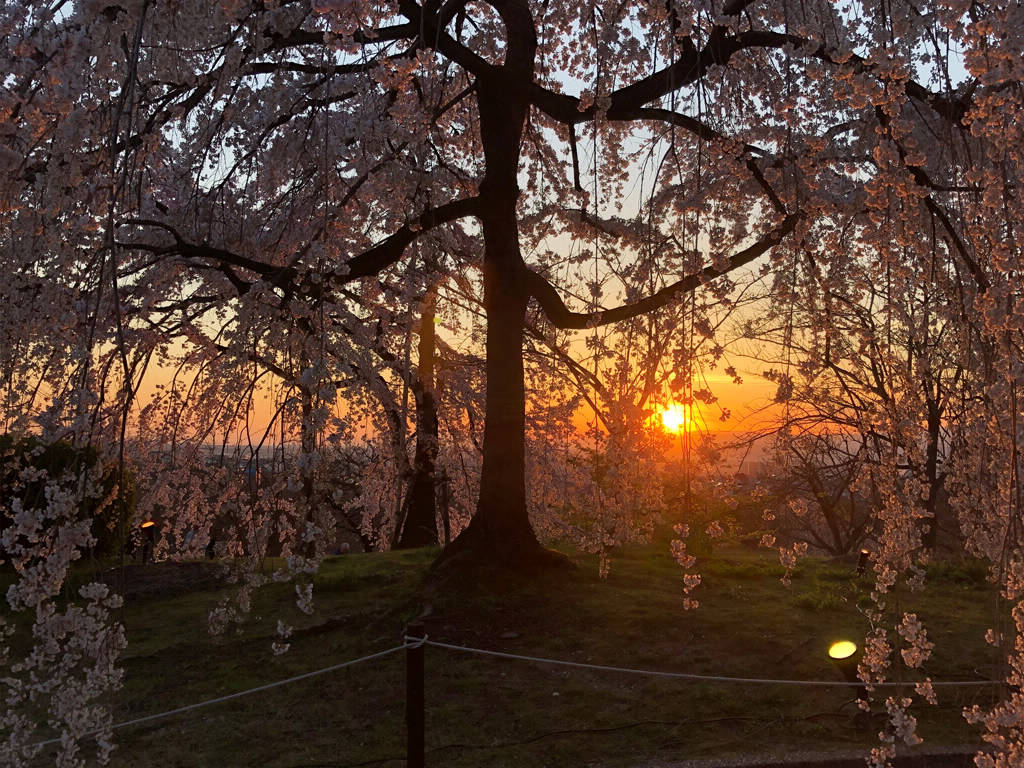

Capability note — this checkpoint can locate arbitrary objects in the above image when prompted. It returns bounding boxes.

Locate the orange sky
[543,365,781,438]
[130,355,783,448]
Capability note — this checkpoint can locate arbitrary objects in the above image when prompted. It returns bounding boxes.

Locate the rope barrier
[27,642,412,750]
[405,633,428,649]
[20,634,1003,758]
[413,638,1002,688]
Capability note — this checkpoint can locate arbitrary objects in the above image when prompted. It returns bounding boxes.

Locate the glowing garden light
[857,548,870,575]
[828,641,857,661]
[828,639,869,722]
[828,640,862,688]
[140,520,157,564]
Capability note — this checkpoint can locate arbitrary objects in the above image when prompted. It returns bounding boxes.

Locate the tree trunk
[921,396,942,550]
[458,226,541,560]
[396,288,441,548]
[437,87,538,563]
[435,1,567,571]
[299,384,318,559]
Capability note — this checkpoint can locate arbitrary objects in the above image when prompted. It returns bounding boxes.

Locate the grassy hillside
[23,540,1001,767]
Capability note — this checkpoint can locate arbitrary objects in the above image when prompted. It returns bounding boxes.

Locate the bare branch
[528,214,799,329]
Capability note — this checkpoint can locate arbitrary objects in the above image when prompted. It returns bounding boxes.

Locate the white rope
[27,642,411,750]
[415,638,1001,688]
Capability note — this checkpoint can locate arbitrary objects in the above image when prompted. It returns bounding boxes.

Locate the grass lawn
[18,538,1003,767]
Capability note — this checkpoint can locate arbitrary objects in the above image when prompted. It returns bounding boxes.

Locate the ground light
[828,640,858,666]
[857,548,870,575]
[828,640,870,727]
[140,520,157,563]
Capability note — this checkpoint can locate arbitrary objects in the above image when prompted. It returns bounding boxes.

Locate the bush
[0,433,136,561]
[927,558,990,586]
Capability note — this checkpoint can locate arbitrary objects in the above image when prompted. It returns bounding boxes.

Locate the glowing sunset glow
[659,404,690,433]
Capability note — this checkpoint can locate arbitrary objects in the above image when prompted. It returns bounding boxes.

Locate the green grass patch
[12,545,1002,767]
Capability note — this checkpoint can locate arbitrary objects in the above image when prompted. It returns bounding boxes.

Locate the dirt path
[639,747,978,768]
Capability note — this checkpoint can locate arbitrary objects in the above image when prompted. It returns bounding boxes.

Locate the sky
[126,325,785,451]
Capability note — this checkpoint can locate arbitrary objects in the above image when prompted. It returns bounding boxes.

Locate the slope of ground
[19,540,1001,767]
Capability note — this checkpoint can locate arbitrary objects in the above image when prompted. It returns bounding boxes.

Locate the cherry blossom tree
[748,224,972,554]
[4,0,1024,765]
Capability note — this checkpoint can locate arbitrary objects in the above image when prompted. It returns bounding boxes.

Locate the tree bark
[396,288,441,549]
[437,13,566,568]
[469,209,539,557]
[921,395,943,550]
[299,384,318,559]
[443,98,544,564]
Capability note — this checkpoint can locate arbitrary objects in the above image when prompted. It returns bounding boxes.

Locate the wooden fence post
[406,622,425,768]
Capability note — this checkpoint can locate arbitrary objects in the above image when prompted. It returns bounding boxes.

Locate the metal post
[406,622,425,768]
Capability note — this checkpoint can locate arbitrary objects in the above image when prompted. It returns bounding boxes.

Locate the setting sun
[659,404,689,432]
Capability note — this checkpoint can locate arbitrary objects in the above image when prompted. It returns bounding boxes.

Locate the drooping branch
[261,22,419,49]
[329,196,481,282]
[602,107,786,215]
[524,29,974,133]
[246,50,417,78]
[871,106,990,294]
[118,196,481,298]
[527,214,798,329]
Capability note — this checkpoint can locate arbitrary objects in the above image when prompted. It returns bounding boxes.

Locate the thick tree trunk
[438,93,547,565]
[441,214,564,567]
[434,0,568,572]
[396,388,440,548]
[458,230,541,560]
